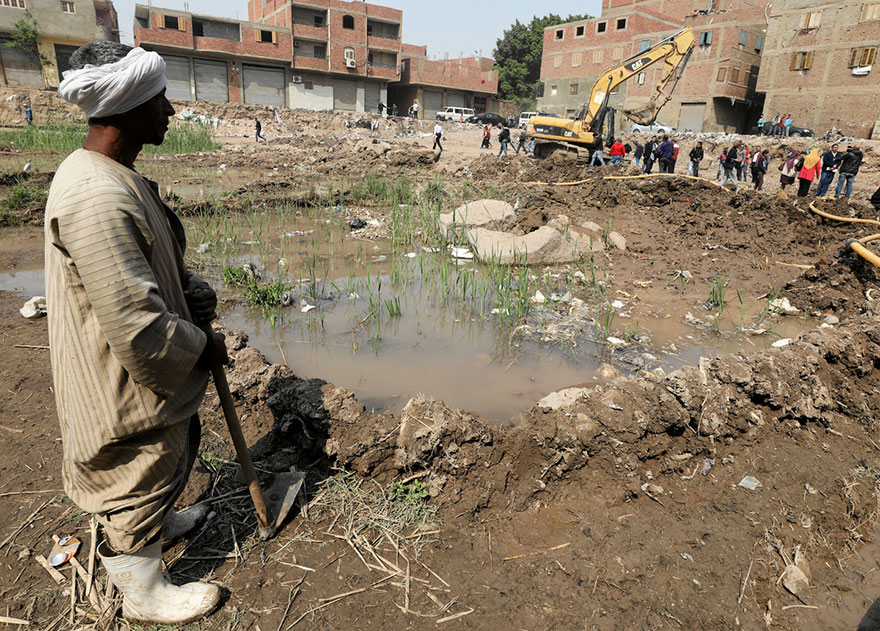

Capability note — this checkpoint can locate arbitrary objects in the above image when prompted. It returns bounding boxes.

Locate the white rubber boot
[99,541,221,624]
[162,505,209,542]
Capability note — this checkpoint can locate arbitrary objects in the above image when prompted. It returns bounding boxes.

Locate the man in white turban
[45,41,226,624]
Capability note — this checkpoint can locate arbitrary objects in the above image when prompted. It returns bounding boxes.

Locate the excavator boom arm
[583,26,696,127]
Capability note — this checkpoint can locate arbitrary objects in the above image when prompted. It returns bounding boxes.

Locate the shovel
[200,323,304,540]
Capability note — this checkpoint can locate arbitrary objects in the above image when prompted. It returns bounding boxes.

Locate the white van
[436,106,475,121]
[518,112,538,128]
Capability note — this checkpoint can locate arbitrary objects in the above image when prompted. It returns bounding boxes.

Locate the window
[576,25,585,37]
[597,21,607,33]
[613,46,624,60]
[861,3,880,22]
[593,49,603,63]
[738,30,747,46]
[550,85,558,96]
[313,14,324,27]
[555,29,564,40]
[801,11,821,29]
[790,51,813,70]
[571,52,581,66]
[717,67,726,81]
[314,44,326,58]
[61,1,74,13]
[640,39,651,52]
[569,83,578,95]
[193,19,239,40]
[616,18,627,30]
[343,47,355,60]
[755,35,763,52]
[259,29,275,43]
[729,66,740,83]
[699,31,713,46]
[636,72,645,85]
[1,0,26,8]
[342,14,354,29]
[849,46,877,67]
[161,15,182,30]
[553,55,561,68]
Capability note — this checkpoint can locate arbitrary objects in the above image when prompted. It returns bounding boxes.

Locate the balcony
[293,23,327,40]
[367,35,399,51]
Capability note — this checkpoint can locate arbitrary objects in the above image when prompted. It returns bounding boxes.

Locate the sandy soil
[2,95,880,631]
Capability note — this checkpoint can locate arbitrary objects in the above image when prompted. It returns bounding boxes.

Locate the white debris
[197,243,210,253]
[531,290,546,305]
[403,252,417,258]
[770,297,800,315]
[611,300,625,309]
[606,337,626,345]
[771,338,792,348]
[20,296,47,319]
[738,476,761,491]
[300,303,316,313]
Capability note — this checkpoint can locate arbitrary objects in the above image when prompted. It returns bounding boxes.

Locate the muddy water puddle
[0,218,813,423]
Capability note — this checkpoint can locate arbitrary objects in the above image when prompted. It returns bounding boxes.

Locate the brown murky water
[1,214,813,423]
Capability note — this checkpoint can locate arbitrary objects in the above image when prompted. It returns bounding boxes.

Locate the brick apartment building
[0,0,118,88]
[538,0,766,133]
[388,44,499,118]
[134,5,295,108]
[756,0,880,139]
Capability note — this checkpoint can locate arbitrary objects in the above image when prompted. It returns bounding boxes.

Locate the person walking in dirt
[671,139,680,172]
[797,148,822,197]
[736,145,748,181]
[254,118,265,142]
[783,114,793,137]
[378,101,385,116]
[514,128,528,154]
[497,125,511,157]
[753,149,769,191]
[835,145,863,199]
[815,143,841,197]
[756,113,765,135]
[720,144,740,189]
[609,138,626,165]
[392,103,398,117]
[432,122,444,151]
[590,142,605,166]
[657,135,675,173]
[716,148,726,180]
[779,150,801,190]
[688,141,703,177]
[47,41,227,625]
[642,136,657,174]
[411,101,419,120]
[24,103,32,126]
[481,125,491,149]
[633,141,644,170]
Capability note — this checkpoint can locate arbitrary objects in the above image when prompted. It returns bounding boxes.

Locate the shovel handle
[201,324,273,539]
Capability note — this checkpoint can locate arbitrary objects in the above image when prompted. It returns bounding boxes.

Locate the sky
[117,0,603,58]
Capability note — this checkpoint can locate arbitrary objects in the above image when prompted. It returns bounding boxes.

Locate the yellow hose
[807,201,880,269]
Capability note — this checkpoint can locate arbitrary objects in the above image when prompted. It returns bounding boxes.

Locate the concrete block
[438,199,514,239]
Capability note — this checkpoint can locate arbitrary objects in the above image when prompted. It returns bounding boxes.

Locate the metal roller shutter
[446,93,465,108]
[194,59,228,103]
[363,82,380,113]
[678,102,706,133]
[0,45,42,87]
[333,79,357,111]
[243,65,285,108]
[161,54,192,101]
[423,90,442,118]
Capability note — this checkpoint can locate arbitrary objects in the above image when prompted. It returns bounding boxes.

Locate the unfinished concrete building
[537,0,766,133]
[0,0,118,88]
[756,0,880,138]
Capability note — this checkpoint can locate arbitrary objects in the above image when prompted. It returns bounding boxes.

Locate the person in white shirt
[433,123,444,151]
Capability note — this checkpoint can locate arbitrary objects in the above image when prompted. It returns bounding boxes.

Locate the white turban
[58,47,167,119]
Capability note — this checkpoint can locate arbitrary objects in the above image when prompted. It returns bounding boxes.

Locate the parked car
[748,122,814,137]
[631,121,676,134]
[518,111,538,128]
[435,106,475,121]
[465,112,507,127]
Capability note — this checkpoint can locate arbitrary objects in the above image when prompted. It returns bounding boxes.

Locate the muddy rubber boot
[161,505,209,545]
[99,541,221,624]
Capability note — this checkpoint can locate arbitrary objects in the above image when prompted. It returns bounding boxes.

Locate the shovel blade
[260,470,305,540]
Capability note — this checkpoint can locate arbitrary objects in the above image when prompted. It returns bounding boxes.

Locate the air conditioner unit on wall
[346,58,357,68]
[292,75,303,83]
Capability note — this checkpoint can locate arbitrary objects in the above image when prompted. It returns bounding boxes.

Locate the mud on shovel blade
[201,323,304,540]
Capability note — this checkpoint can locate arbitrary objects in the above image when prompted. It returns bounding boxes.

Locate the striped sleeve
[55,178,206,397]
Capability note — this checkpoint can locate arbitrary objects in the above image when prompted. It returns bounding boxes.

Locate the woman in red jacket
[609,139,626,165]
[797,149,821,197]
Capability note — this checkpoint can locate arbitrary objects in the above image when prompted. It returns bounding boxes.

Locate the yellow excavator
[528,26,696,158]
